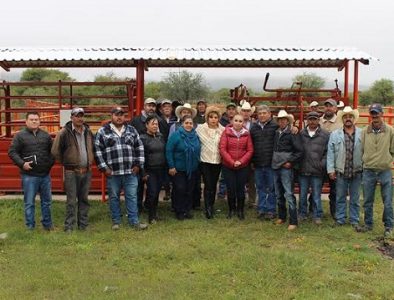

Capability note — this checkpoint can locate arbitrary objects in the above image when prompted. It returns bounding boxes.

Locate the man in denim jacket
[327,106,362,227]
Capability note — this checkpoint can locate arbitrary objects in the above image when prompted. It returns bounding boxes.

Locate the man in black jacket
[250,105,278,220]
[8,112,55,230]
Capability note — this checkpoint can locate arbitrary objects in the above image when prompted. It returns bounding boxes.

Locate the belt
[64,167,89,174]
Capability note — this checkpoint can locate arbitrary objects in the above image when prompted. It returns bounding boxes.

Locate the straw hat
[337,106,359,123]
[274,110,295,124]
[175,103,197,119]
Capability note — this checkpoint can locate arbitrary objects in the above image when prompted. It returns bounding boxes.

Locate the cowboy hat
[337,106,359,123]
[274,110,295,124]
[175,103,197,119]
[237,100,256,114]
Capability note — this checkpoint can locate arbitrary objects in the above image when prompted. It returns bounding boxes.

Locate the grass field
[0,196,393,300]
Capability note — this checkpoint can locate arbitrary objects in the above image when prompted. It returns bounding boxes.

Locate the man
[359,103,394,237]
[94,107,148,230]
[237,100,257,208]
[8,112,55,230]
[310,101,319,112]
[51,107,94,233]
[327,106,362,227]
[193,99,207,124]
[219,102,237,127]
[130,97,169,140]
[159,99,177,128]
[298,111,329,225]
[272,110,303,231]
[250,105,278,220]
[319,98,342,219]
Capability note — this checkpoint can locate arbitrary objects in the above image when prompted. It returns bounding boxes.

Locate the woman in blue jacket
[166,116,201,220]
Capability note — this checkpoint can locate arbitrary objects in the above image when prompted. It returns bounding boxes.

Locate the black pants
[144,169,165,220]
[200,162,222,208]
[222,166,249,211]
[172,171,198,215]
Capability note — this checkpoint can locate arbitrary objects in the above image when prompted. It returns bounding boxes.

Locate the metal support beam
[135,59,145,116]
[353,61,359,108]
[344,60,349,105]
[0,62,10,72]
[5,85,11,137]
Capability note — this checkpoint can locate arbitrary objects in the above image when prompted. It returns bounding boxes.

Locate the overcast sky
[1,0,393,88]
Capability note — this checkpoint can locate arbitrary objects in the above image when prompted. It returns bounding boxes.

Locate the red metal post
[135,59,145,116]
[353,61,359,109]
[344,60,349,105]
[5,85,11,137]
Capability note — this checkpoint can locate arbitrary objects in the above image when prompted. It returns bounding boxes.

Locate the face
[71,113,84,127]
[160,103,172,117]
[311,106,318,112]
[307,117,319,130]
[324,104,337,118]
[111,113,125,126]
[25,114,40,130]
[146,119,159,134]
[182,118,194,131]
[342,114,355,128]
[144,103,157,115]
[278,118,289,130]
[180,109,191,118]
[226,107,237,118]
[241,109,252,121]
[197,102,207,114]
[232,115,244,131]
[207,112,219,127]
[370,111,383,127]
[257,110,271,123]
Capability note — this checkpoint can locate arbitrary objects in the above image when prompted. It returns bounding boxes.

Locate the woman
[196,106,225,219]
[140,116,167,224]
[219,114,253,220]
[166,116,201,220]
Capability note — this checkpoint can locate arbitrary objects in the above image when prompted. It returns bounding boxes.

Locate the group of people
[7,97,394,236]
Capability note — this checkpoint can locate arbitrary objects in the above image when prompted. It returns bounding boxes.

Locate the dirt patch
[374,237,394,259]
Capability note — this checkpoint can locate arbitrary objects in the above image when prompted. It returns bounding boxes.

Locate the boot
[227,197,236,219]
[204,190,213,219]
[237,198,245,220]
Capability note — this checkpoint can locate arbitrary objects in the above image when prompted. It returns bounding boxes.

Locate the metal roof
[0,47,374,71]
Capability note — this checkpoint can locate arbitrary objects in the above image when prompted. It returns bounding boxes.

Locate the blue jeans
[362,169,393,229]
[335,173,362,225]
[107,174,139,225]
[255,167,276,214]
[21,174,52,229]
[299,175,323,219]
[274,168,298,225]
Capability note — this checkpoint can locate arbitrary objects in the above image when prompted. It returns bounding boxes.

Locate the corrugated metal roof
[0,47,374,70]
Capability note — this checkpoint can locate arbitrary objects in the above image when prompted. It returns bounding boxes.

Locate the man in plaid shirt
[95,107,148,230]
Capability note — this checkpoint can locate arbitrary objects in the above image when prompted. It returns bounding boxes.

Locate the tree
[145,81,164,100]
[161,71,209,101]
[20,68,72,81]
[360,79,394,106]
[292,72,326,97]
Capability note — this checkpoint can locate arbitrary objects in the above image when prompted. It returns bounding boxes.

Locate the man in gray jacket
[298,112,329,224]
[8,112,55,230]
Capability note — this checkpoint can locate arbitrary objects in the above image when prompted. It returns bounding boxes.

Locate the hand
[105,168,112,176]
[290,126,299,134]
[282,162,292,169]
[23,161,33,171]
[142,175,149,182]
[234,161,242,168]
[328,172,336,181]
[131,166,140,175]
[168,168,177,176]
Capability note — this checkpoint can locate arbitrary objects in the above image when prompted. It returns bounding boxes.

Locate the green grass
[0,197,394,299]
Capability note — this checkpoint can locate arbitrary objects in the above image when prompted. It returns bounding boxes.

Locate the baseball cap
[71,107,85,116]
[144,98,157,105]
[369,103,383,113]
[160,99,172,105]
[226,103,237,109]
[324,99,337,107]
[306,111,320,119]
[111,107,125,115]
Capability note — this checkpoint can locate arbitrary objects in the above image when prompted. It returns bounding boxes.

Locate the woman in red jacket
[219,114,254,219]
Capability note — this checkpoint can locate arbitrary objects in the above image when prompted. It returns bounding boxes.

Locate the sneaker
[275,219,285,225]
[288,225,297,231]
[354,225,372,233]
[314,218,322,225]
[149,218,157,225]
[111,224,120,231]
[384,228,392,238]
[130,223,148,231]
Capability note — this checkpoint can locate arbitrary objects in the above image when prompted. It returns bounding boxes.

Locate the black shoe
[237,210,245,220]
[184,212,194,219]
[44,226,54,232]
[64,228,73,234]
[354,225,372,233]
[227,210,234,219]
[176,213,185,221]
